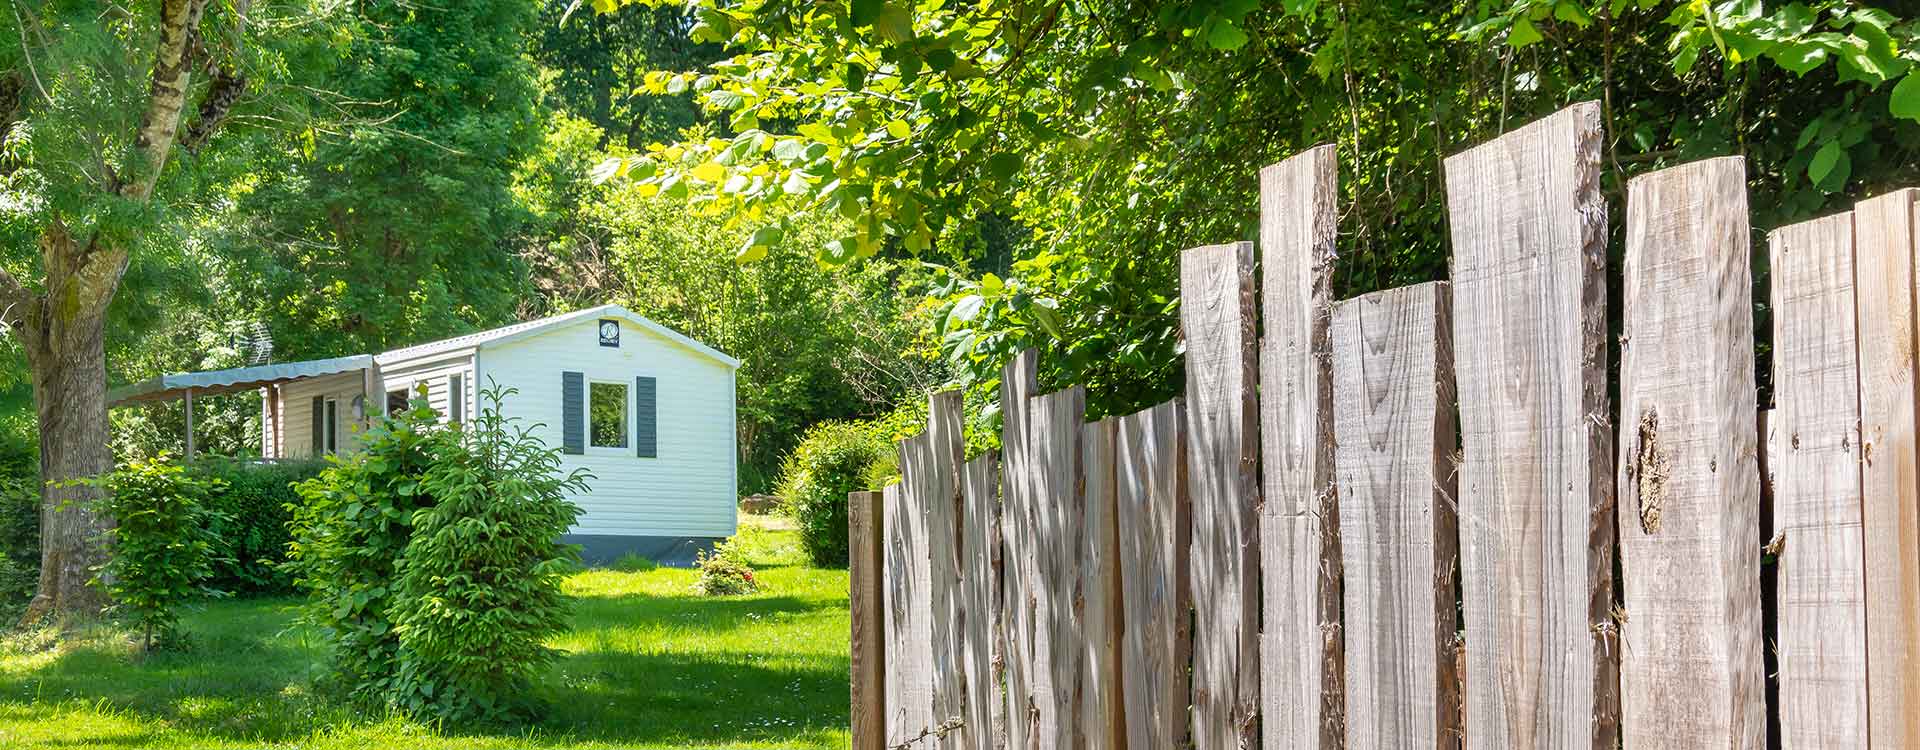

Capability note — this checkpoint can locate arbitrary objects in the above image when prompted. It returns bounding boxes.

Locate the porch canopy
[107,354,374,407]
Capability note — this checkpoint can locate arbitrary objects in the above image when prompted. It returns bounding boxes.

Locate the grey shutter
[310,396,324,455]
[449,374,464,424]
[562,371,585,454]
[635,376,657,458]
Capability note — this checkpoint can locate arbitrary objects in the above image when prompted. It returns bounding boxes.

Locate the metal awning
[108,354,374,407]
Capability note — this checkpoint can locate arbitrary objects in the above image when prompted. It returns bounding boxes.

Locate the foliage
[773,420,887,567]
[692,538,760,596]
[386,384,588,724]
[533,2,727,149]
[0,437,38,621]
[194,459,325,595]
[599,0,1920,422]
[285,398,444,706]
[83,455,226,652]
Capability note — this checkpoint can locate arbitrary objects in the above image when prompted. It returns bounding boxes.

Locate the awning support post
[184,388,195,462]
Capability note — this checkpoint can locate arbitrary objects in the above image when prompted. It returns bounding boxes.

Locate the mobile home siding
[275,371,370,458]
[379,352,475,423]
[480,317,737,539]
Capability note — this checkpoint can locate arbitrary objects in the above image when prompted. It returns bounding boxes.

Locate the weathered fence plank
[1258,143,1345,750]
[1442,100,1618,750]
[1181,240,1260,749]
[1615,157,1765,748]
[1115,399,1191,750]
[851,490,886,750]
[1330,281,1460,749]
[1854,189,1920,747]
[1080,418,1123,750]
[959,454,1003,750]
[999,352,1038,750]
[884,473,935,748]
[918,392,966,748]
[1767,212,1868,747]
[999,349,1087,750]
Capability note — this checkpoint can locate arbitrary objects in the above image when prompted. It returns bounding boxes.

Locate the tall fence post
[918,392,966,748]
[1443,100,1619,749]
[885,464,934,747]
[958,454,1004,750]
[1258,143,1344,750]
[1768,212,1869,745]
[1853,189,1920,744]
[1080,417,1123,749]
[1615,157,1765,747]
[1330,281,1459,748]
[851,490,886,750]
[1181,240,1260,749]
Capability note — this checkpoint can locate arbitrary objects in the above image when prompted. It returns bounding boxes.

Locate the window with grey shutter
[449,374,464,424]
[561,371,585,454]
[310,396,323,455]
[635,376,656,458]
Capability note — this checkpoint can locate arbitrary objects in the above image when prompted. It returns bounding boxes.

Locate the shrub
[194,458,324,595]
[387,384,588,723]
[693,539,758,596]
[86,455,225,651]
[0,473,39,621]
[773,421,886,568]
[286,397,443,705]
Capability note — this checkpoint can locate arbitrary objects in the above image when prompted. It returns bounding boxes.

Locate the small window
[323,399,339,453]
[386,388,408,415]
[449,374,464,424]
[589,381,629,449]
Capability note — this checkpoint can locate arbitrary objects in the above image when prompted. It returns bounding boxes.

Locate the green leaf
[987,152,1023,181]
[980,272,1005,294]
[665,75,688,95]
[1207,20,1250,50]
[704,89,746,110]
[1892,74,1920,122]
[1553,2,1593,28]
[772,139,808,161]
[1509,18,1543,49]
[737,225,781,263]
[886,120,912,139]
[1807,139,1842,184]
[850,0,883,26]
[1769,42,1829,75]
[947,294,984,324]
[873,4,914,43]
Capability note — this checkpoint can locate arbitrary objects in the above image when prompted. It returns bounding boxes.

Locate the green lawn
[0,517,851,749]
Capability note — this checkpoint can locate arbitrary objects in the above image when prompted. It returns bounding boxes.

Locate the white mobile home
[108,304,741,563]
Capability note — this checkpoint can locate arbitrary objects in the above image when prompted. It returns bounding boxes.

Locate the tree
[0,0,300,621]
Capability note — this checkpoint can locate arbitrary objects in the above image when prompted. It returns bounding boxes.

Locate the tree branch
[177,65,247,154]
[122,0,210,202]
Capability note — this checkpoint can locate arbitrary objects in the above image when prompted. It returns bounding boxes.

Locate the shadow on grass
[0,587,849,748]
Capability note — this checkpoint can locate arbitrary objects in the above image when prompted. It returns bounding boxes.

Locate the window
[322,399,339,454]
[589,381,628,449]
[449,374,464,424]
[386,388,408,415]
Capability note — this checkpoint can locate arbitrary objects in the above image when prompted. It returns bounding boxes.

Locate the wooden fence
[847,100,1920,749]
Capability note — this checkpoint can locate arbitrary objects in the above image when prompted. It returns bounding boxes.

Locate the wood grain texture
[998,351,1040,750]
[1330,281,1460,750]
[999,349,1087,750]
[1615,157,1765,749]
[1258,144,1346,750]
[1180,241,1261,749]
[1115,399,1191,750]
[1080,418,1124,750]
[851,490,886,750]
[960,454,1004,750]
[884,474,935,747]
[1442,101,1618,750]
[917,391,967,748]
[1767,212,1868,748]
[1854,189,1920,748]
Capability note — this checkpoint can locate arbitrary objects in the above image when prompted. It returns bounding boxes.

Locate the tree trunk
[19,313,114,623]
[11,223,127,625]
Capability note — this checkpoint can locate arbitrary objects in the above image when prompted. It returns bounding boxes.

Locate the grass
[0,515,850,749]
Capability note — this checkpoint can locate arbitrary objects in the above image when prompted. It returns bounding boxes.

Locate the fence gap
[1442,100,1619,749]
[1115,399,1191,749]
[1329,281,1460,748]
[1767,212,1868,746]
[1257,143,1345,750]
[1615,157,1766,747]
[1181,240,1261,748]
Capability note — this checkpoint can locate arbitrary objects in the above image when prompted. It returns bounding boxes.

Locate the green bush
[286,398,443,706]
[773,421,886,568]
[693,538,758,596]
[86,455,225,652]
[388,384,587,723]
[194,458,324,595]
[0,473,39,621]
